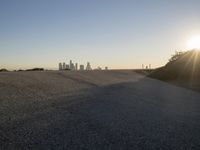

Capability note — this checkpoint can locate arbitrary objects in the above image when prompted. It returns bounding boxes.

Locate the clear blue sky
[1,0,200,70]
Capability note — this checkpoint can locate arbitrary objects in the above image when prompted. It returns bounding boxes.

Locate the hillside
[150,50,200,91]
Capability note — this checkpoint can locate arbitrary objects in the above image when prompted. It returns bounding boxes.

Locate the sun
[187,36,200,50]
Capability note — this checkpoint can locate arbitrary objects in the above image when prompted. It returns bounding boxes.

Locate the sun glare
[187,36,200,50]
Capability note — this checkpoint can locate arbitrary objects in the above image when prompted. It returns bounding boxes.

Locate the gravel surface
[0,70,200,150]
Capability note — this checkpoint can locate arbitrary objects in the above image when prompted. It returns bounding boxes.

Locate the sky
[0,0,200,70]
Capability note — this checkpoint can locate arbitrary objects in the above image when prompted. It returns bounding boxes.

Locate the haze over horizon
[1,0,200,70]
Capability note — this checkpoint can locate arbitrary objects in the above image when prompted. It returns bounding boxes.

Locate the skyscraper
[75,63,78,70]
[86,62,92,70]
[80,65,84,71]
[69,60,73,70]
[63,62,66,70]
[149,64,151,69]
[59,63,62,70]
[66,64,70,70]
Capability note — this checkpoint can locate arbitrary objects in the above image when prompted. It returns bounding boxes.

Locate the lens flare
[187,36,200,50]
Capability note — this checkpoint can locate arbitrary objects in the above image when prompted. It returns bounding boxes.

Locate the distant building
[66,64,70,70]
[94,66,102,70]
[105,67,108,70]
[59,63,62,70]
[63,62,66,70]
[72,63,75,70]
[86,62,92,70]
[98,67,102,70]
[75,63,78,70]
[80,65,84,71]
[149,64,151,69]
[69,60,73,70]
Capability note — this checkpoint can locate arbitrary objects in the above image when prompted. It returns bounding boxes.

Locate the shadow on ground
[1,77,200,150]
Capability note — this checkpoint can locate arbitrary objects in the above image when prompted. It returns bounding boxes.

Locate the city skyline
[58,60,108,71]
[1,0,200,70]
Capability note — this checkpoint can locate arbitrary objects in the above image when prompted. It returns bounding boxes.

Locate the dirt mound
[150,50,200,82]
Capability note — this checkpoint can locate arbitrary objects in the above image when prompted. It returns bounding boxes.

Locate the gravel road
[0,71,200,149]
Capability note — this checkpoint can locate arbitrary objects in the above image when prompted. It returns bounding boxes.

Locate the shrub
[26,68,44,71]
[168,51,185,62]
[0,68,8,72]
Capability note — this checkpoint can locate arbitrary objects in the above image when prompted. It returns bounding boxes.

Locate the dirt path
[0,71,200,149]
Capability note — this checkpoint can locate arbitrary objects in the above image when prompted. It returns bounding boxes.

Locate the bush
[168,51,185,62]
[26,68,44,71]
[0,68,8,72]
